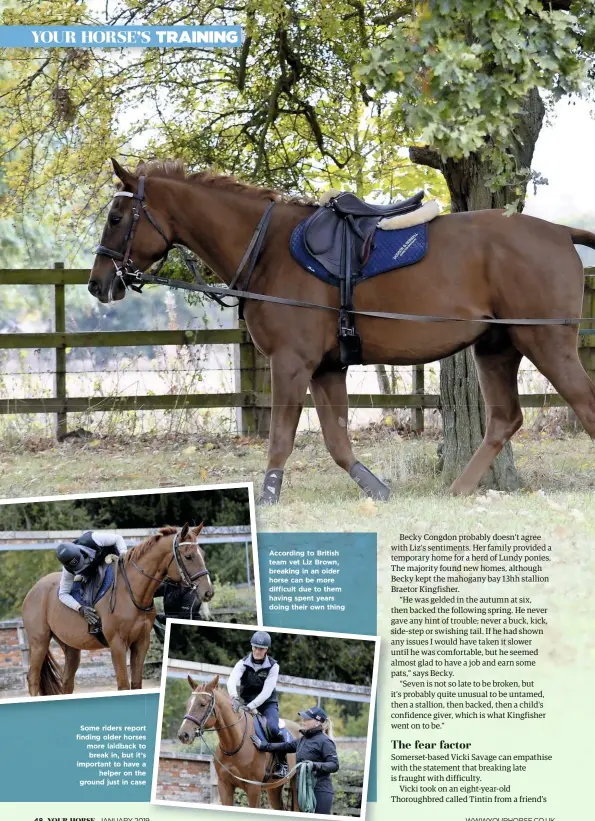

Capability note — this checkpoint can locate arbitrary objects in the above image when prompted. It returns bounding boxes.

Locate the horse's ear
[187,674,199,690]
[111,157,136,188]
[206,674,219,692]
[192,522,204,537]
[180,522,190,541]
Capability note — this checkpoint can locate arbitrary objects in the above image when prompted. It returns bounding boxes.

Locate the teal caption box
[258,532,378,801]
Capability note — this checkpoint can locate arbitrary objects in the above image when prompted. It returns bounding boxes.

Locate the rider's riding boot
[274,754,289,778]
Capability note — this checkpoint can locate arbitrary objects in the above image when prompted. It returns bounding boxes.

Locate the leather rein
[183,694,302,788]
[112,533,211,614]
[183,691,248,756]
[95,180,594,328]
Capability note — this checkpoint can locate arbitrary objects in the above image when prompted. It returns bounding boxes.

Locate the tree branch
[409,145,443,170]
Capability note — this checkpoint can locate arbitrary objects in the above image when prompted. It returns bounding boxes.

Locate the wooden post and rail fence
[1,264,594,439]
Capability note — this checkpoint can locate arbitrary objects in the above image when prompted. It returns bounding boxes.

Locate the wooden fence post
[54,261,67,440]
[237,319,271,438]
[411,364,425,433]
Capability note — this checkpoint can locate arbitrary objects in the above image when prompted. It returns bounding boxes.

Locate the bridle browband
[95,174,275,308]
[183,691,248,756]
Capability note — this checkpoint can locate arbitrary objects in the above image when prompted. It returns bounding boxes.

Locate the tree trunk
[411,87,545,491]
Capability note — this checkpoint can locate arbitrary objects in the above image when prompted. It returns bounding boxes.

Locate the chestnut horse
[89,159,595,503]
[177,674,300,810]
[22,524,213,695]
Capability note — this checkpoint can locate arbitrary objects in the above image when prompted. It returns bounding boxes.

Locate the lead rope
[297,760,317,813]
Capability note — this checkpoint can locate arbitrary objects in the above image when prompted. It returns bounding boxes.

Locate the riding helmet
[250,630,272,648]
[56,542,85,573]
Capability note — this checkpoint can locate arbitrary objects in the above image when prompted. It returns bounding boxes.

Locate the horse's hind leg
[310,368,390,499]
[260,353,313,504]
[62,645,81,694]
[512,326,595,438]
[450,332,523,495]
[26,630,52,697]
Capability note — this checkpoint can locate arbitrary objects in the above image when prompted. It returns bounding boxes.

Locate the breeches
[259,702,281,737]
[314,787,334,814]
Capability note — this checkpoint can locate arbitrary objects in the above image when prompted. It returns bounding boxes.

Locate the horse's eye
[110,215,122,225]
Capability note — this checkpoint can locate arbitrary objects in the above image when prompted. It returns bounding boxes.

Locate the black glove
[251,734,268,751]
[80,606,100,625]
[311,762,322,772]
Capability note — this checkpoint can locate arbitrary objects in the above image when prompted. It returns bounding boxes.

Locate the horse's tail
[39,649,63,696]
[569,227,595,250]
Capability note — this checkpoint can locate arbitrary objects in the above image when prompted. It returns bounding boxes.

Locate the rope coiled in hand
[297,760,317,813]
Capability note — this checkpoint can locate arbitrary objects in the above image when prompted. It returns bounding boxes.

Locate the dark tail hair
[39,650,63,696]
[570,227,595,250]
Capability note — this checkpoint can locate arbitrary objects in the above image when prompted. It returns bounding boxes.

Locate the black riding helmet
[56,542,87,574]
[251,631,272,648]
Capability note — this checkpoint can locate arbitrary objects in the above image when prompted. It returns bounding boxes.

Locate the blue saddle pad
[253,715,294,744]
[290,217,428,287]
[59,564,114,607]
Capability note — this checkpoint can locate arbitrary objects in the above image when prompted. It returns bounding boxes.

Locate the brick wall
[0,619,160,693]
[0,622,27,690]
[156,752,217,805]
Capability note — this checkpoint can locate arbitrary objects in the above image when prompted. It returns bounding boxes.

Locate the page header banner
[0,26,243,48]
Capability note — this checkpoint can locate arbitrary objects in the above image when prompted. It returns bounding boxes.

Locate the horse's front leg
[109,636,131,690]
[259,352,313,504]
[129,626,152,690]
[311,367,390,499]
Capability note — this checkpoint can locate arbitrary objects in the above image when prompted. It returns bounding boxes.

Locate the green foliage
[0,0,447,254]
[168,624,376,685]
[0,487,250,530]
[0,488,251,618]
[360,1,595,194]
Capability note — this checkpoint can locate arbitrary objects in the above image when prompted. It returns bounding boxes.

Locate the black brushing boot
[349,461,391,500]
[259,469,284,504]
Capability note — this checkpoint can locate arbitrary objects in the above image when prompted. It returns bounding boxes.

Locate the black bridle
[183,691,248,756]
[117,532,212,613]
[95,175,275,308]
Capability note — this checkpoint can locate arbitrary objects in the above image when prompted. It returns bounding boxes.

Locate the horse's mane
[122,158,314,206]
[125,525,178,562]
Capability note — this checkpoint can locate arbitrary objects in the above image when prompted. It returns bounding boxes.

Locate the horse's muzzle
[178,730,191,744]
[88,273,126,303]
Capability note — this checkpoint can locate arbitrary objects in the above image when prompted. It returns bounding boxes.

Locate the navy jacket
[264,727,339,792]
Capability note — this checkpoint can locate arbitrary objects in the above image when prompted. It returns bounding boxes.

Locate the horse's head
[169,523,214,603]
[178,674,221,744]
[89,159,173,303]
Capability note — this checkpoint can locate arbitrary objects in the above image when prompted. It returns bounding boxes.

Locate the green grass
[1,428,594,549]
[1,428,594,502]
